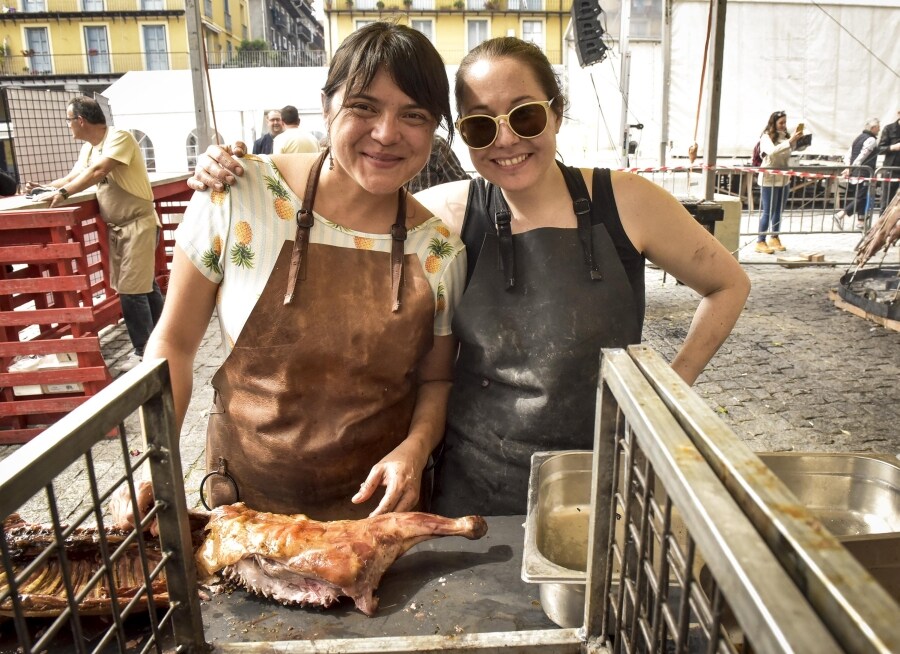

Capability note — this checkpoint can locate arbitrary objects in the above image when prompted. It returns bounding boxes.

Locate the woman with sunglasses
[114,23,466,531]
[754,110,804,254]
[189,36,749,518]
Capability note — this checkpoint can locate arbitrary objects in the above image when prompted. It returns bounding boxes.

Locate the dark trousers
[120,279,164,355]
[843,182,870,217]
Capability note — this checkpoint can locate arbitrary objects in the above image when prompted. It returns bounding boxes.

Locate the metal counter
[200,515,558,645]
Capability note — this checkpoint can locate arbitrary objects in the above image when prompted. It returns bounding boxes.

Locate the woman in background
[755,111,803,254]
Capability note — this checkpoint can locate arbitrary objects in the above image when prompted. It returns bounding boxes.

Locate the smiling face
[457,56,561,192]
[323,69,436,196]
[267,111,284,136]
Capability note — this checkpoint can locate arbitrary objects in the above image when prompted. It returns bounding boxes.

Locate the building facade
[0,0,324,93]
[322,0,573,66]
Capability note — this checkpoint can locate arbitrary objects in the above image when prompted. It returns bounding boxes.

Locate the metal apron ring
[199,456,240,510]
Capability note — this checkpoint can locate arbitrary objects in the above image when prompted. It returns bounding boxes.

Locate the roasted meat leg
[195,503,488,615]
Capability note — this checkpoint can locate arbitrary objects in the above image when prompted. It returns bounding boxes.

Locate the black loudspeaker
[571,0,608,67]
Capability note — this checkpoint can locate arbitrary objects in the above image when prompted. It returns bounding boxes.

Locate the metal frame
[584,348,843,653]
[0,359,206,654]
[624,344,900,652]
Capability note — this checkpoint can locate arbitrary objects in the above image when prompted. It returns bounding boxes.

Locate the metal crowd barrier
[635,164,900,262]
[0,359,205,654]
[3,349,899,652]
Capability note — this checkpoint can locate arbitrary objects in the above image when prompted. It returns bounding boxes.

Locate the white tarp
[563,0,900,167]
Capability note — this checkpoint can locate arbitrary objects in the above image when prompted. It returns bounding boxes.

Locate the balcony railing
[328,0,567,11]
[0,51,187,75]
[1,0,184,13]
[205,48,326,67]
[0,49,327,75]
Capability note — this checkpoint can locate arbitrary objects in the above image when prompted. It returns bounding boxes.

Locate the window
[143,25,168,70]
[130,129,156,172]
[355,20,376,30]
[224,0,232,31]
[84,26,111,73]
[411,19,433,43]
[512,0,540,9]
[204,0,213,18]
[601,0,663,41]
[22,0,46,12]
[465,0,481,9]
[141,0,164,8]
[83,0,104,11]
[187,130,222,169]
[24,27,51,73]
[355,0,376,8]
[522,20,543,49]
[186,131,199,169]
[410,0,434,8]
[466,19,489,52]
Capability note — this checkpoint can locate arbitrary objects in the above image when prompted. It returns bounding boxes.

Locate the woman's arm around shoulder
[414,179,472,236]
[611,171,750,385]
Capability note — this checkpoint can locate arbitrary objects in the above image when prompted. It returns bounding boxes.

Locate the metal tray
[757,452,900,536]
[522,450,900,626]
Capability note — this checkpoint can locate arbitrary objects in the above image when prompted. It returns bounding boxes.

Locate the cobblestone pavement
[2,233,898,523]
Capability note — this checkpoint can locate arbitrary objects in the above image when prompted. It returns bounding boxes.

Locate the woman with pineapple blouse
[121,23,465,526]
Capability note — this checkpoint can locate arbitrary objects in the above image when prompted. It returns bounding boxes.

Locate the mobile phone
[797,122,805,132]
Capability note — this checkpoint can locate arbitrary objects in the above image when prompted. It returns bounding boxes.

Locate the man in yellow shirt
[272,105,319,154]
[28,97,163,361]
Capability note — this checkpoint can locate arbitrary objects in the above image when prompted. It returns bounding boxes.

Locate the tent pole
[701,0,727,200]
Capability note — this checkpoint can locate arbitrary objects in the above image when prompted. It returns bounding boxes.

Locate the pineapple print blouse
[176,156,466,354]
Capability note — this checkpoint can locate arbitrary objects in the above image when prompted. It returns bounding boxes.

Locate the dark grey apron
[431,164,643,517]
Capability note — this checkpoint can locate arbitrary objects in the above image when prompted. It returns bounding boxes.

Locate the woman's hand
[352,439,428,516]
[186,142,247,192]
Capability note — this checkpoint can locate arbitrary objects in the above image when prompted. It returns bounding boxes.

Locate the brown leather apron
[94,151,159,294]
[205,152,435,519]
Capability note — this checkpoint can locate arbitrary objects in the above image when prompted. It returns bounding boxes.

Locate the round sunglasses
[455,98,556,150]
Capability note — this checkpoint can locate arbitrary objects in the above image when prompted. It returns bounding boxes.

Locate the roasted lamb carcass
[195,503,488,616]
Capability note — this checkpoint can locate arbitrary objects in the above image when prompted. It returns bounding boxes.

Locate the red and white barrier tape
[617,163,900,184]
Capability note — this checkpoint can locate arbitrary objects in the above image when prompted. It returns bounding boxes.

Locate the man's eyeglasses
[455,98,556,150]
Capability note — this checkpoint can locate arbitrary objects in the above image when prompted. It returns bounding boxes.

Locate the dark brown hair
[455,37,567,121]
[763,110,786,142]
[322,22,453,139]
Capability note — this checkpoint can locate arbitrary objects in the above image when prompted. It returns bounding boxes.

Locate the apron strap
[390,188,407,312]
[285,149,329,305]
[559,163,603,281]
[490,161,601,289]
[494,209,515,289]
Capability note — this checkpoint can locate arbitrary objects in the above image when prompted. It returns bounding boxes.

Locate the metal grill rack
[0,359,204,654]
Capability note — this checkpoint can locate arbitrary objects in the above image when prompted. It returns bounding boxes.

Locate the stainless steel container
[521,451,594,628]
[522,450,900,627]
